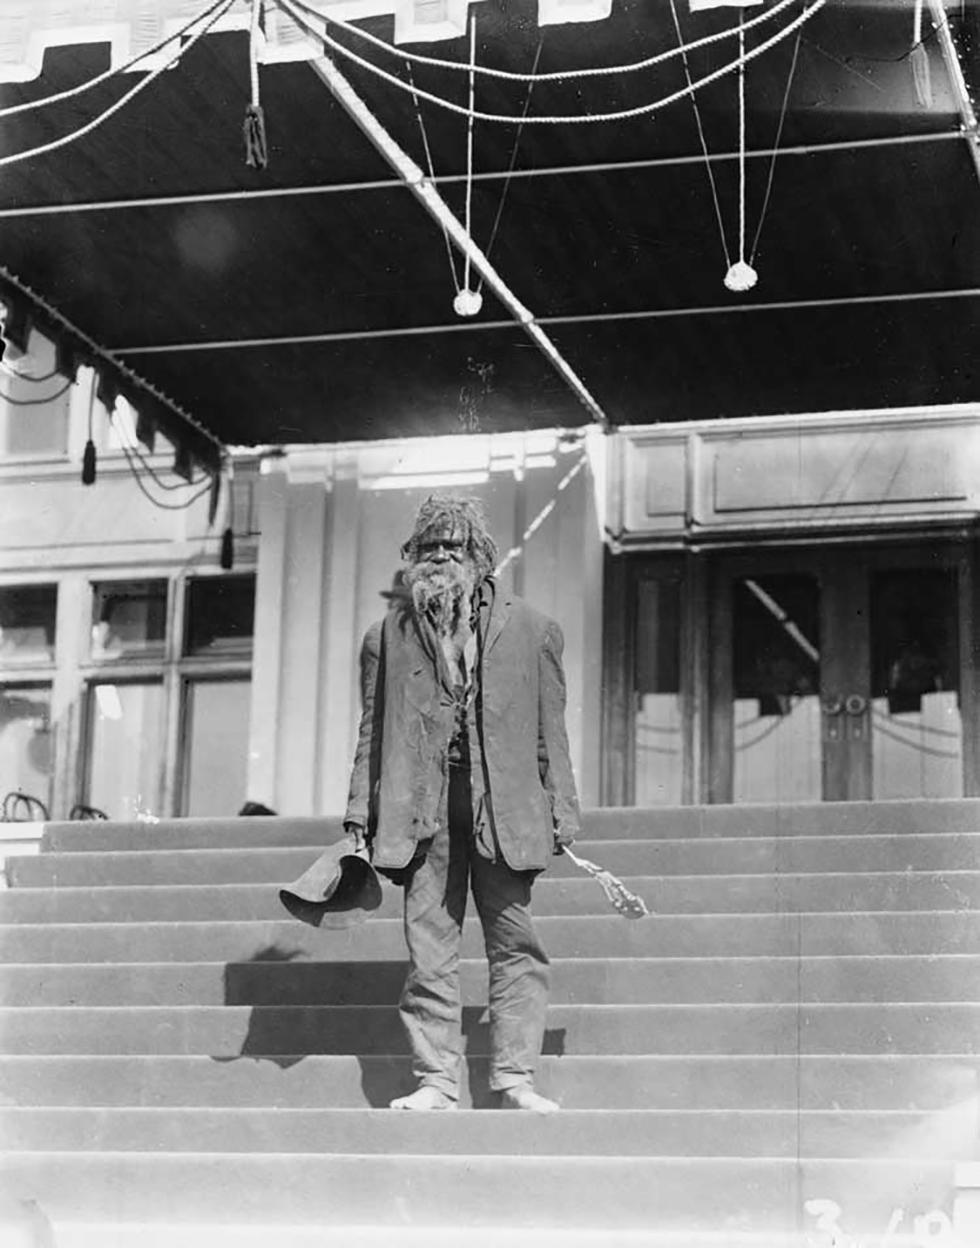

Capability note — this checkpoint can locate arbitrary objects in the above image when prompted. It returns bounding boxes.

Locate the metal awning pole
[307,54,609,431]
[928,0,980,184]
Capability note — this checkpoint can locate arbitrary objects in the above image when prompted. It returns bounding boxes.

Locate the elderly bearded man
[343,495,581,1113]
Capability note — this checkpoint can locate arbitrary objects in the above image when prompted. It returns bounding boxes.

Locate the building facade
[2,326,979,821]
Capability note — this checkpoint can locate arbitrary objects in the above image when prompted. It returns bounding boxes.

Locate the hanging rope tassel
[910,0,932,108]
[725,14,758,293]
[454,14,482,318]
[244,0,268,168]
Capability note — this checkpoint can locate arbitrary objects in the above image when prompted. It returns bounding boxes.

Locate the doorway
[603,539,979,806]
[709,542,974,803]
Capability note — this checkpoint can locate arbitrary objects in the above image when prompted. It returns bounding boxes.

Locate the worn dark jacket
[344,584,581,872]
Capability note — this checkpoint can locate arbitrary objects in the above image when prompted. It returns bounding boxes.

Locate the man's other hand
[344,822,368,856]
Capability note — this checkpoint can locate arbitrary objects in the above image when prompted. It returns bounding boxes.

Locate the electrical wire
[0,0,233,121]
[284,0,804,85]
[278,0,828,126]
[110,410,207,491]
[476,37,543,289]
[463,14,477,295]
[116,435,213,510]
[668,0,731,268]
[750,17,804,263]
[407,62,462,294]
[0,0,236,171]
[0,376,72,404]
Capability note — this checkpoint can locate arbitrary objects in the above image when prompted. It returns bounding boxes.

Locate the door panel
[868,565,962,799]
[710,542,969,804]
[731,573,822,804]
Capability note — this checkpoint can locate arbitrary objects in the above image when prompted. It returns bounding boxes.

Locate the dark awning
[0,0,977,448]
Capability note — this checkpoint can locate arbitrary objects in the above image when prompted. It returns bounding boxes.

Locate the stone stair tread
[1,1053,972,1111]
[0,1153,958,1230]
[1,1105,975,1161]
[3,953,978,1007]
[3,910,978,962]
[3,799,976,1239]
[36,799,980,853]
[3,871,978,923]
[12,834,980,888]
[1,1001,978,1057]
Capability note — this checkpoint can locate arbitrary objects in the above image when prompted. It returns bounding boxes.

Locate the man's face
[415,524,467,570]
[406,521,478,622]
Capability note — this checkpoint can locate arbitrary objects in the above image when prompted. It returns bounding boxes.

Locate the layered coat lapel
[481,584,511,660]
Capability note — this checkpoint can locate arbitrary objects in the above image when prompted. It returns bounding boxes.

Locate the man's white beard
[405,559,477,637]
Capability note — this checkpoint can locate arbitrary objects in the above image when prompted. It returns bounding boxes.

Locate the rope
[116,435,214,510]
[278,0,827,125]
[0,0,236,171]
[285,0,802,85]
[0,377,72,404]
[738,19,747,266]
[0,0,231,120]
[110,409,207,491]
[463,15,477,296]
[476,38,543,292]
[407,63,461,293]
[249,0,263,108]
[668,0,731,267]
[750,16,804,263]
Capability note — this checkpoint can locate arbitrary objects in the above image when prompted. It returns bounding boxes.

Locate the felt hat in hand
[279,836,383,928]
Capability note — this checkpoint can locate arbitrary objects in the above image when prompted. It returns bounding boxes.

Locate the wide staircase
[0,801,978,1247]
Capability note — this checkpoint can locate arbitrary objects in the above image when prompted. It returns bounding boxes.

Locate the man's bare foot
[499,1086,559,1114]
[389,1086,457,1111]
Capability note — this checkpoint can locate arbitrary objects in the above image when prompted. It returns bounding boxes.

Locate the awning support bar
[307,53,610,432]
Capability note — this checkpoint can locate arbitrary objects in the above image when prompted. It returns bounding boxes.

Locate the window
[79,573,255,820]
[91,580,168,661]
[0,373,69,457]
[181,678,251,816]
[0,683,53,813]
[184,575,255,657]
[0,584,57,665]
[85,681,165,821]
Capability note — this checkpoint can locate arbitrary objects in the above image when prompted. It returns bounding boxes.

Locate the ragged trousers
[398,766,551,1100]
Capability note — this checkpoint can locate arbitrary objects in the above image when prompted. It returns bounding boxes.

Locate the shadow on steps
[211,945,566,1108]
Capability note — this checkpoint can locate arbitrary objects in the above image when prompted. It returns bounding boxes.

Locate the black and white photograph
[0,0,978,1243]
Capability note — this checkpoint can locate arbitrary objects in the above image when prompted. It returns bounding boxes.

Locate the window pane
[185,576,255,657]
[182,679,251,816]
[633,578,683,806]
[871,568,962,799]
[0,685,53,812]
[0,387,69,456]
[86,682,164,819]
[732,575,822,804]
[0,585,57,665]
[91,581,167,660]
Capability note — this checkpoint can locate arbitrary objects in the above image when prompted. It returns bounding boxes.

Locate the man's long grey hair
[400,496,498,632]
[400,495,498,582]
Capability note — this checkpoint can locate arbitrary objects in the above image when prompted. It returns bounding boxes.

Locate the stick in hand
[561,845,651,919]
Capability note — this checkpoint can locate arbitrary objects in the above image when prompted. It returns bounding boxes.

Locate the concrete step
[4,954,978,1008]
[2,1002,978,1057]
[2,1053,973,1111]
[5,1225,890,1248]
[12,834,980,888]
[1,1106,975,1161]
[2,910,978,964]
[3,871,978,924]
[0,1152,957,1232]
[37,799,980,854]
[0,1226,875,1248]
